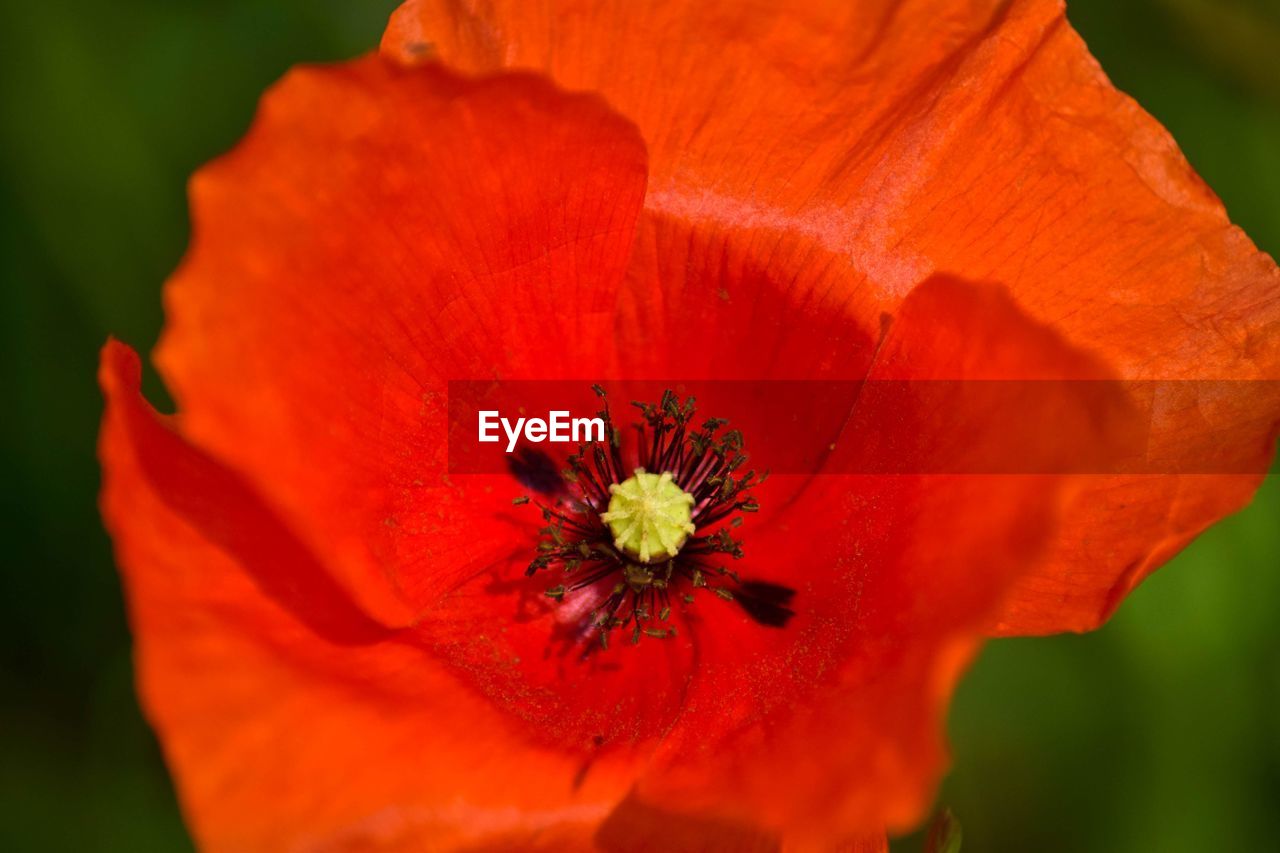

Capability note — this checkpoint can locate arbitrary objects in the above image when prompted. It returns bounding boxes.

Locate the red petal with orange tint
[155,55,648,629]
[383,0,1280,634]
[604,275,1123,840]
[100,341,638,851]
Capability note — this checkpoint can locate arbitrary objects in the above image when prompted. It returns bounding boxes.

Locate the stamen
[516,388,795,649]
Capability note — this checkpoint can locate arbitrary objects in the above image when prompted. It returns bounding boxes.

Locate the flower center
[601,469,695,563]
[513,387,796,650]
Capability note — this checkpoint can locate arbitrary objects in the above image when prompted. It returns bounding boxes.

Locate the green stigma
[600,468,696,563]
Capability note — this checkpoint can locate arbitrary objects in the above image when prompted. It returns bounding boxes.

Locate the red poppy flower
[100,1,1279,850]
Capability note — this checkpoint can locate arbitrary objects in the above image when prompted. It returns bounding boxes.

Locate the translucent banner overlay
[446,380,1280,475]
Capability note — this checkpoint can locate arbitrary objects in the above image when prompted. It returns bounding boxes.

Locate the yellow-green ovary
[600,468,696,563]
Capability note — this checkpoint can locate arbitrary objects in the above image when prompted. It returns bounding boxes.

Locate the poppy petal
[100,340,638,851]
[608,272,1123,839]
[153,54,649,628]
[597,792,888,853]
[382,0,1280,634]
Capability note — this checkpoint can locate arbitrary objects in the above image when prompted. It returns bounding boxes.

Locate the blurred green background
[0,1,1275,851]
